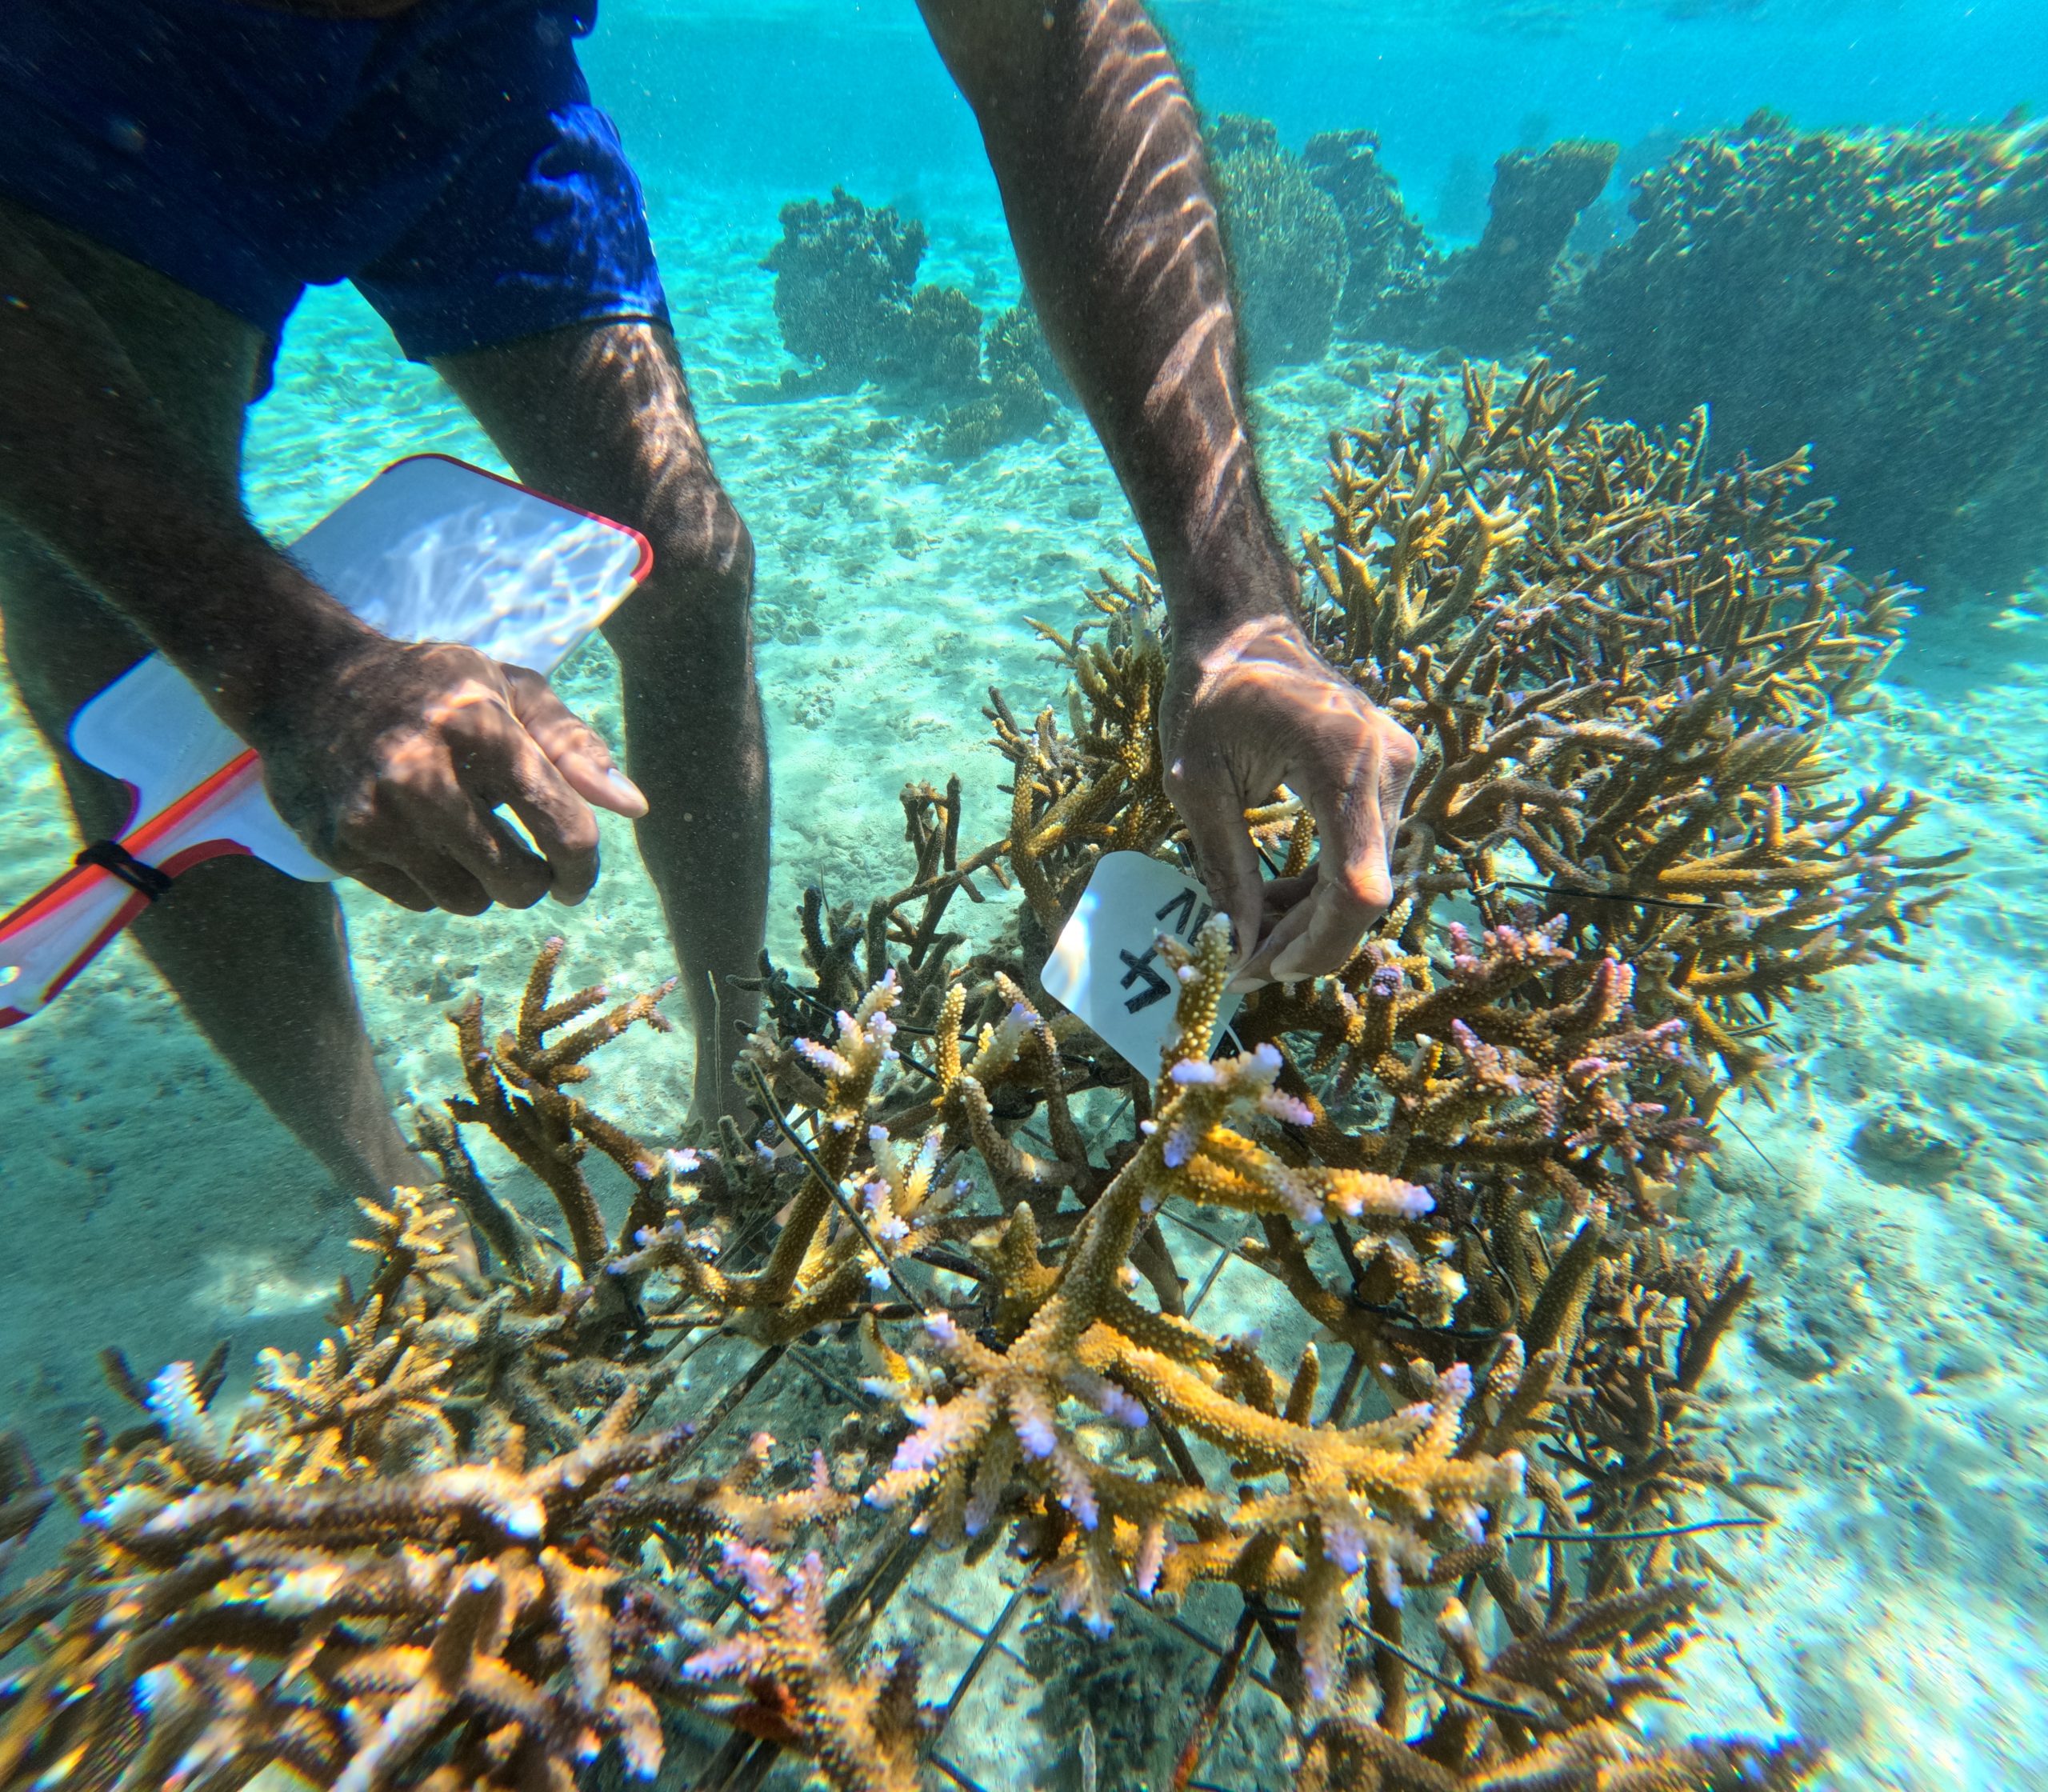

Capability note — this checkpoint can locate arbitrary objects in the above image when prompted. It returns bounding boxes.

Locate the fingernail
[1226,972,1270,994]
[1269,947,1311,983]
[606,768,647,809]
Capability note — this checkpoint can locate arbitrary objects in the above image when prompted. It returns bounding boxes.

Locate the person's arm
[918,0,1417,982]
[0,212,642,914]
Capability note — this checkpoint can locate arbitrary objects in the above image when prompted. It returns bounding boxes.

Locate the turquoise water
[2,2,2046,1788]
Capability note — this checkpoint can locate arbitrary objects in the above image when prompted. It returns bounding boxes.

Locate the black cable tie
[76,838,176,902]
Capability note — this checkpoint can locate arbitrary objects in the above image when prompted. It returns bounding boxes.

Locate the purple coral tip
[1014,1413,1057,1460]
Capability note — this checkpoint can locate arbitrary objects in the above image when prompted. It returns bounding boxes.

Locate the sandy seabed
[2,190,2044,1790]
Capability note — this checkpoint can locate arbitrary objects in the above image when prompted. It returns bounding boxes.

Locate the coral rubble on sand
[2,370,1953,1790]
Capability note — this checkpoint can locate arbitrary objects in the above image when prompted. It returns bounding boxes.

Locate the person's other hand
[1163,614,1418,987]
[248,635,647,915]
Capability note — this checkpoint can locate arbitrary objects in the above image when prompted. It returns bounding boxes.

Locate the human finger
[348,861,436,913]
[430,798,556,910]
[316,801,447,914]
[491,735,604,906]
[444,699,599,905]
[1267,770,1394,984]
[1258,870,1317,926]
[1234,890,1319,986]
[1166,750,1266,972]
[1223,873,1317,985]
[318,762,490,915]
[504,665,646,819]
[392,849,494,917]
[1374,721,1420,836]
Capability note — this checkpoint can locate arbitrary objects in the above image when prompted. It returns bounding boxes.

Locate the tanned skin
[0,0,1414,1202]
[920,0,1417,982]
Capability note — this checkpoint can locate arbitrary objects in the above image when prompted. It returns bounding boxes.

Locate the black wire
[782,984,944,1080]
[1493,878,1729,914]
[742,1065,929,1315]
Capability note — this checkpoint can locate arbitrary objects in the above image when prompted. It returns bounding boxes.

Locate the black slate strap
[76,838,176,902]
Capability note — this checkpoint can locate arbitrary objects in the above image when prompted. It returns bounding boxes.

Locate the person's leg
[0,204,420,1199]
[434,322,767,1122]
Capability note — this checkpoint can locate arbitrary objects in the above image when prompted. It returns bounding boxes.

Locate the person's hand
[1162,614,1418,987]
[246,634,647,914]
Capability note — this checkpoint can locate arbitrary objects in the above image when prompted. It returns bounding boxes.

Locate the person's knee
[609,489,757,663]
[666,486,754,610]
[0,526,150,733]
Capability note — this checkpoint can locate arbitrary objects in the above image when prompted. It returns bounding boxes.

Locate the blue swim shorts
[0,0,670,368]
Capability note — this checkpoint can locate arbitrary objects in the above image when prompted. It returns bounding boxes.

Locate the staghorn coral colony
[0,366,1954,1790]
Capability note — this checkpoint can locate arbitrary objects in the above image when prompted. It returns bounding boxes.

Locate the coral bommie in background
[764,112,2048,590]
[929,302,1062,462]
[1251,99,2048,602]
[1423,139,1618,350]
[1545,111,2048,596]
[1218,115,1615,359]
[1302,130,1438,338]
[761,186,1063,460]
[762,186,938,394]
[1210,114,1351,374]
[2,368,1939,1791]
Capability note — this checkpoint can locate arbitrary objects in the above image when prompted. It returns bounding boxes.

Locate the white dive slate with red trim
[1038,850,1244,1073]
[0,454,651,1026]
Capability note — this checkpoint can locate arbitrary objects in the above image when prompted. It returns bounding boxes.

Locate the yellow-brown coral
[1,370,1906,1792]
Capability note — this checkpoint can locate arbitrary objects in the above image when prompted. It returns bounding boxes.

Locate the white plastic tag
[1040,851,1244,1073]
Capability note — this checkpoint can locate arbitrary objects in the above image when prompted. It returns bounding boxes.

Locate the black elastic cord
[76,839,175,902]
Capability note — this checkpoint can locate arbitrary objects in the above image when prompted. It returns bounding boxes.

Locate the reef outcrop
[2,367,1944,1790]
[1220,102,2048,595]
[1546,112,2048,594]
[1303,129,1438,338]
[762,187,940,395]
[1426,139,1617,350]
[762,189,1062,460]
[1216,119,1614,362]
[1212,115,1351,374]
[929,302,1062,462]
